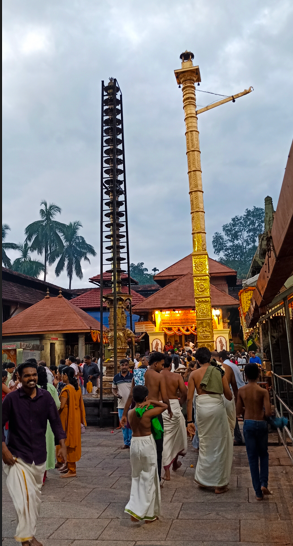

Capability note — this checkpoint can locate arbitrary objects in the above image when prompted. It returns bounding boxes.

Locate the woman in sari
[56,366,87,478]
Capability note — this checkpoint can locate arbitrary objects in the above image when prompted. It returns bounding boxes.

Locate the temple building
[2,290,106,366]
[70,272,146,330]
[132,256,240,352]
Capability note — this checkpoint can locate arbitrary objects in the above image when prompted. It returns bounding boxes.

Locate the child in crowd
[125,385,167,523]
[236,363,271,500]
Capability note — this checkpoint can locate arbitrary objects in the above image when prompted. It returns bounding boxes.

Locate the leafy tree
[152,267,159,274]
[25,200,66,282]
[11,242,45,278]
[2,224,19,268]
[130,262,157,285]
[54,221,96,289]
[212,206,265,278]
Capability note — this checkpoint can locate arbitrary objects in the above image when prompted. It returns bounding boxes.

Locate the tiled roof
[71,287,145,309]
[154,255,237,281]
[89,273,139,285]
[2,279,48,306]
[132,273,239,313]
[2,295,104,336]
[2,267,72,295]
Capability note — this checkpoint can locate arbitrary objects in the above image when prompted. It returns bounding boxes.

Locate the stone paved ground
[2,426,293,545]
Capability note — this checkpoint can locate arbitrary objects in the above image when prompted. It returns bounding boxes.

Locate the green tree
[25,200,66,282]
[2,224,19,268]
[54,221,96,289]
[130,262,157,285]
[212,206,265,278]
[11,242,45,278]
[152,267,159,274]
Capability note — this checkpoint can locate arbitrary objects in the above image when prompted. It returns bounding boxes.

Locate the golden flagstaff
[174,51,253,350]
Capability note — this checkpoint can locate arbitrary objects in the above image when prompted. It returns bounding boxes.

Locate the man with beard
[2,362,67,546]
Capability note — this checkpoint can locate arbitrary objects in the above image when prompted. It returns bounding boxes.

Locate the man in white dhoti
[211,351,237,438]
[161,356,187,480]
[2,362,67,546]
[187,347,233,494]
[125,385,167,522]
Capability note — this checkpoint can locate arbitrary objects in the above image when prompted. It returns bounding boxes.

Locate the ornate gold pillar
[174,51,214,350]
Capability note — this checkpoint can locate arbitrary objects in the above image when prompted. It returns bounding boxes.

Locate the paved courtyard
[2,426,293,546]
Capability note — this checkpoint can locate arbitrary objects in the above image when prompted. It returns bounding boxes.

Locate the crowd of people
[111,345,272,523]
[2,345,272,543]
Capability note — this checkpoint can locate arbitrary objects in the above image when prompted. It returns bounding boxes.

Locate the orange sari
[57,384,87,463]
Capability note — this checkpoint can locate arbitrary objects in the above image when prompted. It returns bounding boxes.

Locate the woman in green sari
[37,365,61,483]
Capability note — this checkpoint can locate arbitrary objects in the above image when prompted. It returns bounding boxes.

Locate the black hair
[18,362,38,377]
[2,370,8,378]
[37,366,48,390]
[188,361,195,369]
[24,358,38,366]
[164,355,172,368]
[170,349,175,355]
[68,355,76,363]
[5,361,15,369]
[173,355,179,370]
[133,385,149,403]
[149,352,165,366]
[60,359,66,365]
[187,349,192,355]
[76,358,81,365]
[196,347,211,365]
[245,363,259,381]
[218,350,229,361]
[62,366,79,390]
[84,355,91,360]
[11,368,19,381]
[187,355,192,362]
[50,365,58,373]
[120,359,129,365]
[58,364,67,373]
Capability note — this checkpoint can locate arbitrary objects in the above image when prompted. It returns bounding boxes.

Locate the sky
[3,0,293,289]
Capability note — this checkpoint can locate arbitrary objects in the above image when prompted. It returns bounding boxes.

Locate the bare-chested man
[144,352,172,482]
[121,352,171,482]
[236,363,271,500]
[161,356,187,481]
[187,347,233,494]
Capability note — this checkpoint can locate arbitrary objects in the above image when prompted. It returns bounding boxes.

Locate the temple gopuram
[132,255,240,352]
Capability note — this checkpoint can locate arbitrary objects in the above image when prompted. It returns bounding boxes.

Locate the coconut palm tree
[12,242,45,278]
[25,200,66,282]
[2,224,19,268]
[152,267,159,274]
[54,221,96,289]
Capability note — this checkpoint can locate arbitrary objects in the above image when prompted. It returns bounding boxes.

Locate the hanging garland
[162,326,197,336]
[91,330,99,342]
[90,330,109,344]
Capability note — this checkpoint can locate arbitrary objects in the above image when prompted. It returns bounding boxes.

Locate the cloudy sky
[3,0,293,289]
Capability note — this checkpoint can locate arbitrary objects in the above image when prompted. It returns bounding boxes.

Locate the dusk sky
[3,0,293,289]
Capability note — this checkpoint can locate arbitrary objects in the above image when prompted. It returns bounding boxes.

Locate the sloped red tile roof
[132,273,239,313]
[2,295,105,336]
[154,255,237,281]
[71,287,145,309]
[89,272,139,285]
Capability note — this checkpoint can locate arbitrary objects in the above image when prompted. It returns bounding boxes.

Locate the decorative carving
[196,298,211,319]
[192,255,209,275]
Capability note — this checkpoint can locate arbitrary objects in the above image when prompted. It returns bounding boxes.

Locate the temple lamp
[213,308,221,325]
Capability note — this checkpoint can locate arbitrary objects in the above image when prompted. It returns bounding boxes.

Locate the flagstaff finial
[45,288,50,299]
